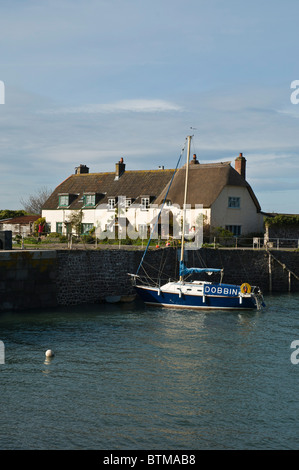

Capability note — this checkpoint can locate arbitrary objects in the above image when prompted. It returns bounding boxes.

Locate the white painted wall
[0,222,33,236]
[42,203,207,240]
[43,187,263,240]
[210,186,264,234]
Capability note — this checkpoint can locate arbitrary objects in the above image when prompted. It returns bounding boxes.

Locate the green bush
[24,237,38,244]
[47,232,61,239]
[81,234,95,244]
[265,214,299,226]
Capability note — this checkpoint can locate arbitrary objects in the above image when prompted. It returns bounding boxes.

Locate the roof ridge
[191,161,232,167]
[73,169,175,176]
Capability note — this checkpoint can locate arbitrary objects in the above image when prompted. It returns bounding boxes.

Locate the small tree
[211,226,234,238]
[65,210,84,236]
[20,186,52,215]
[0,209,28,220]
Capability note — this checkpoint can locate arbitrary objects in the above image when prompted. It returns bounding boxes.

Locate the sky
[0,0,299,214]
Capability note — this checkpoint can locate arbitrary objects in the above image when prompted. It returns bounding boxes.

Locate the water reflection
[43,355,54,374]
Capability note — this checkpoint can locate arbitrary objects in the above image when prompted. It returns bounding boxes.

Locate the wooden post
[268,252,272,293]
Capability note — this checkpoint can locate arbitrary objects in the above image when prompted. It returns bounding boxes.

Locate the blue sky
[0,0,299,213]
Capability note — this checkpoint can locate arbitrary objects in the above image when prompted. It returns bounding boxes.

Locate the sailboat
[129,135,265,310]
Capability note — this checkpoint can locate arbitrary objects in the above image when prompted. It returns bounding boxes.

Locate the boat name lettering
[204,285,240,296]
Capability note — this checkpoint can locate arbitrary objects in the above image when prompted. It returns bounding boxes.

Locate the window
[108,198,116,210]
[226,225,241,236]
[59,195,69,207]
[141,197,150,209]
[56,222,63,234]
[65,222,72,234]
[228,197,240,208]
[81,223,94,234]
[83,194,96,207]
[138,224,148,239]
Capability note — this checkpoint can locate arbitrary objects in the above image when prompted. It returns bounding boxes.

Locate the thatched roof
[42,169,175,210]
[42,159,261,213]
[155,162,261,211]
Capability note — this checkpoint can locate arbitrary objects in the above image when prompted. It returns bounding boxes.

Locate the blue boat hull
[134,285,258,310]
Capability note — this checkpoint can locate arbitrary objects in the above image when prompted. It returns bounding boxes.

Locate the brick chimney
[235,153,246,179]
[75,164,89,174]
[115,157,126,180]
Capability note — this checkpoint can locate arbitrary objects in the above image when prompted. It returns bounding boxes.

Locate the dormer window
[108,198,116,210]
[141,197,150,210]
[83,193,96,207]
[59,194,69,207]
[125,198,132,208]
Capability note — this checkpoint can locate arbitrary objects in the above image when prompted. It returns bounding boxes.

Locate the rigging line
[158,245,176,281]
[196,249,207,268]
[157,247,165,278]
[139,261,172,285]
[142,259,165,275]
[141,256,173,280]
[139,264,157,285]
[136,138,188,275]
[190,130,199,159]
[158,248,172,281]
[157,254,165,282]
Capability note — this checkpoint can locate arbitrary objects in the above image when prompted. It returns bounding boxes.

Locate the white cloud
[1,0,299,214]
[40,99,183,115]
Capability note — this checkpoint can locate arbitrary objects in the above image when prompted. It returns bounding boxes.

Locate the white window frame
[228,196,241,209]
[108,198,116,210]
[81,223,94,234]
[84,194,96,207]
[59,195,69,207]
[141,197,150,210]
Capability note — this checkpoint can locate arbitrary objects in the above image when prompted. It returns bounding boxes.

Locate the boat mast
[179,135,192,282]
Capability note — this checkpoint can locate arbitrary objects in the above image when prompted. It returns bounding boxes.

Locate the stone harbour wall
[55,250,140,305]
[196,248,299,293]
[0,247,298,311]
[0,250,57,311]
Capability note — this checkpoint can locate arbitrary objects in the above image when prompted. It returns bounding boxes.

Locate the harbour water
[0,293,299,450]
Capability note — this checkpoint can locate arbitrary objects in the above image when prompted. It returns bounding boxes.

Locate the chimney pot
[75,164,89,174]
[190,154,199,165]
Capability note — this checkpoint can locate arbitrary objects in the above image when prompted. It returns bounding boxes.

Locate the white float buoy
[45,349,54,358]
